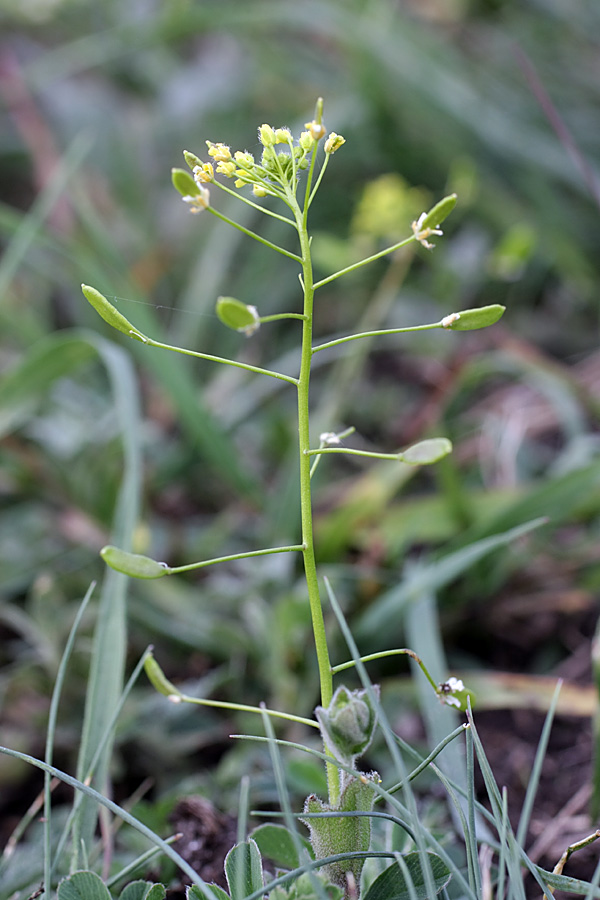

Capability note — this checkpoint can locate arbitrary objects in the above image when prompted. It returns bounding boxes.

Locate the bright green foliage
[224,839,264,900]
[100,545,170,579]
[269,872,343,900]
[361,853,451,900]
[251,823,314,870]
[58,870,111,900]
[119,882,167,900]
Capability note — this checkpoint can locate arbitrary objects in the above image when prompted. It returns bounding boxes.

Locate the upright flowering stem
[288,170,340,805]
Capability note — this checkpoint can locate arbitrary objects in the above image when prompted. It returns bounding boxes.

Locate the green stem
[176,694,319,730]
[211,178,295,226]
[306,447,401,461]
[167,544,304,575]
[312,320,442,353]
[291,181,340,804]
[207,206,302,262]
[331,648,439,692]
[145,336,298,385]
[314,235,416,289]
[259,312,308,324]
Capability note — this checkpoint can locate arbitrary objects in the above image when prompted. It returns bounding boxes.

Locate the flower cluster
[178,118,345,207]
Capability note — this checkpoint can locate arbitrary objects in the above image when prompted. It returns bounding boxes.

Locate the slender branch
[145,336,298,385]
[207,206,302,262]
[308,153,331,209]
[175,693,319,730]
[305,447,400,461]
[332,648,439,692]
[259,312,308,324]
[313,320,442,354]
[211,178,296,226]
[168,544,304,575]
[314,235,416,289]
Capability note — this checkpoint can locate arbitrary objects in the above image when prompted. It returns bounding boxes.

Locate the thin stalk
[167,543,304,575]
[289,167,339,803]
[331,648,439,691]
[211,178,296,226]
[259,312,308,324]
[312,320,442,353]
[313,235,416,289]
[207,206,302,262]
[306,447,401,461]
[176,693,318,730]
[145,336,298,385]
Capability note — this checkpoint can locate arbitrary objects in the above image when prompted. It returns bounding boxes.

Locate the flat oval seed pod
[101,545,170,578]
[400,437,452,466]
[81,285,147,342]
[443,304,505,331]
[216,296,260,334]
[171,167,200,197]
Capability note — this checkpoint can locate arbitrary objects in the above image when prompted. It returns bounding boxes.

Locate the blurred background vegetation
[1,0,599,892]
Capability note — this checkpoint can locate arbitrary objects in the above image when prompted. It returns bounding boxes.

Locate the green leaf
[171,167,201,197]
[119,882,166,900]
[58,870,112,900]
[224,839,263,900]
[82,284,148,342]
[419,193,457,230]
[100,545,170,579]
[251,823,312,871]
[362,853,451,900]
[187,886,230,900]
[399,438,452,465]
[442,304,505,331]
[216,297,260,333]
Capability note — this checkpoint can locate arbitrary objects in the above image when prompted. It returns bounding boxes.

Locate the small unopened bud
[275,127,292,144]
[324,132,345,154]
[299,131,315,151]
[258,124,276,147]
[252,184,268,198]
[183,149,203,170]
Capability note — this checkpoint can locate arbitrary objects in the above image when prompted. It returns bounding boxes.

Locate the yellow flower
[193,162,214,184]
[206,141,232,162]
[182,185,210,213]
[216,160,237,178]
[304,119,326,141]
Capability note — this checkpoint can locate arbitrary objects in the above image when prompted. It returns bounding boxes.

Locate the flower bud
[304,120,326,141]
[316,685,379,766]
[206,141,232,162]
[258,124,276,147]
[144,653,183,700]
[183,149,203,170]
[299,131,315,152]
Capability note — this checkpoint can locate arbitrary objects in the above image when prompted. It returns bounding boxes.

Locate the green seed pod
[183,149,203,170]
[216,296,260,335]
[399,437,452,465]
[442,304,505,331]
[144,653,183,699]
[171,167,200,198]
[420,193,457,231]
[81,285,147,342]
[100,545,170,579]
